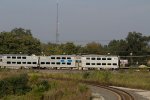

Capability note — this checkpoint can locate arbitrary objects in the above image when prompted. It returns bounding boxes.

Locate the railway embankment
[1,69,150,100]
[34,69,150,90]
[0,69,91,100]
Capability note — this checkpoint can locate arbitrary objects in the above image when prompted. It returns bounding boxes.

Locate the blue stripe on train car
[60,60,72,63]
[68,60,72,63]
[61,60,65,63]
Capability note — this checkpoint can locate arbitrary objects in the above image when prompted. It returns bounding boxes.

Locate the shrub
[83,72,90,79]
[29,73,39,84]
[0,74,31,98]
[78,84,88,93]
[0,80,10,97]
[34,80,49,92]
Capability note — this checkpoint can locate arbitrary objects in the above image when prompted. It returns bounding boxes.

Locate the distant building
[120,59,128,67]
[147,59,150,66]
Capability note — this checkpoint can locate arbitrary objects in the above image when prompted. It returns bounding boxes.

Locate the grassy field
[0,69,91,100]
[1,69,150,100]
[32,69,150,90]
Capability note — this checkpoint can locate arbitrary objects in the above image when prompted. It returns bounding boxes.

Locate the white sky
[0,0,150,44]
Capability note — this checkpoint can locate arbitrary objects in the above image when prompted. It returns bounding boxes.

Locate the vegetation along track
[46,77,134,100]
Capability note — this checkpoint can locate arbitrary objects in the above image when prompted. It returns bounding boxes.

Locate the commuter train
[0,54,119,70]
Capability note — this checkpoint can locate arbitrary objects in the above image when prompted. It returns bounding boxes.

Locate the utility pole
[56,0,59,44]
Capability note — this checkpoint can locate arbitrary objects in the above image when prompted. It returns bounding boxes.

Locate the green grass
[3,80,91,100]
[32,70,150,90]
[1,68,150,99]
[110,70,150,89]
[0,70,91,100]
[0,69,24,80]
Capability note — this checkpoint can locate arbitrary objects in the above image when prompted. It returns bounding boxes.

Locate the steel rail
[99,85,134,100]
[84,81,134,100]
[45,77,134,100]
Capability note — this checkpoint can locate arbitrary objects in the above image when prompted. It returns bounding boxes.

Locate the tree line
[0,28,150,65]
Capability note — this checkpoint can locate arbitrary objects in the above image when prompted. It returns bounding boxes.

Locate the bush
[79,84,88,93]
[29,73,39,85]
[0,74,31,98]
[0,80,10,97]
[34,80,49,92]
[83,72,90,79]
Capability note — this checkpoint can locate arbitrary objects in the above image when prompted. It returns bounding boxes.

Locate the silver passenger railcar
[0,54,120,70]
[39,55,77,69]
[2,54,38,69]
[81,55,119,69]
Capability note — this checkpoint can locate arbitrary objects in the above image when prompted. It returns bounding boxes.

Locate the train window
[27,62,31,64]
[86,63,90,65]
[7,56,11,59]
[51,57,55,59]
[17,62,21,64]
[51,62,55,64]
[12,62,16,64]
[22,62,26,64]
[46,62,50,64]
[102,63,106,65]
[33,62,37,64]
[97,63,101,65]
[67,57,71,59]
[86,58,90,60]
[67,63,71,65]
[41,62,45,64]
[62,57,66,59]
[92,63,95,65]
[107,63,111,65]
[56,62,60,65]
[102,58,106,60]
[107,58,112,60]
[62,62,66,64]
[56,57,60,59]
[22,57,26,59]
[91,58,96,60]
[0,59,2,62]
[12,57,16,59]
[97,58,101,60]
[17,57,21,59]
[113,63,117,65]
[7,61,11,64]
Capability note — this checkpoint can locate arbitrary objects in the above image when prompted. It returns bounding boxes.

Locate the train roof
[0,54,28,56]
[49,55,76,57]
[0,55,3,58]
[81,55,118,57]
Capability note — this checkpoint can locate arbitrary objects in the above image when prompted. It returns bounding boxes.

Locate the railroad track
[82,80,134,100]
[92,85,134,100]
[45,77,134,100]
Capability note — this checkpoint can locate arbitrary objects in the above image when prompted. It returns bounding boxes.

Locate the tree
[11,28,32,36]
[0,28,41,55]
[62,42,77,55]
[85,42,103,54]
[126,32,150,56]
[108,39,127,56]
[41,43,63,55]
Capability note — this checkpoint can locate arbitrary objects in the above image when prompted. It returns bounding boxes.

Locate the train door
[75,56,82,70]
[0,58,2,68]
